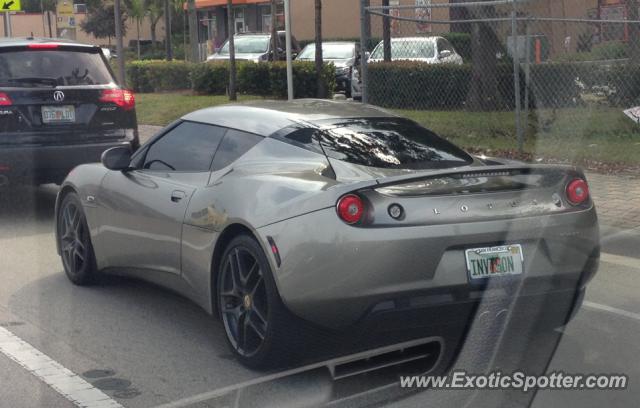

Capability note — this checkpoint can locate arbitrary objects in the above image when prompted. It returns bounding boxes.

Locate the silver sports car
[55,100,599,368]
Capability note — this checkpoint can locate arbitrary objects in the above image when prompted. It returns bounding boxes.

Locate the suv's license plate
[42,105,75,123]
[465,244,524,280]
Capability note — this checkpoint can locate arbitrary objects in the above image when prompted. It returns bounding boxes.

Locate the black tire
[57,192,98,285]
[217,234,296,369]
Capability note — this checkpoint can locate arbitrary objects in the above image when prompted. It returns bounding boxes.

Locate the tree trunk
[270,0,278,61]
[150,19,158,45]
[136,18,141,60]
[628,0,640,63]
[187,0,199,61]
[164,0,173,60]
[382,0,391,62]
[465,3,500,111]
[315,0,326,98]
[227,0,237,101]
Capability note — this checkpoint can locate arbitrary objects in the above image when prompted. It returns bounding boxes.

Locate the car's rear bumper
[0,139,136,184]
[257,206,599,329]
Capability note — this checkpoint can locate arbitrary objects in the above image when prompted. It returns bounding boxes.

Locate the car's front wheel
[217,235,294,369]
[57,192,98,285]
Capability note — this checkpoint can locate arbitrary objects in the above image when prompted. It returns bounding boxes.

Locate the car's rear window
[0,49,114,86]
[282,118,473,170]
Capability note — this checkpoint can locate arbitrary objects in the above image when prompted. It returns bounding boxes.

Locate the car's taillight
[337,194,365,224]
[99,89,135,110]
[566,178,590,205]
[0,92,11,106]
[27,43,60,49]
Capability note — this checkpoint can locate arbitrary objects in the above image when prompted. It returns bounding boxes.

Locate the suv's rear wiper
[0,77,58,87]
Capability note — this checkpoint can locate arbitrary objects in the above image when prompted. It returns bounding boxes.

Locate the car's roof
[0,37,97,49]
[182,99,397,136]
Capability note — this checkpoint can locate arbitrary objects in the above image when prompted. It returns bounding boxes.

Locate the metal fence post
[360,0,369,104]
[523,21,531,140]
[511,6,523,154]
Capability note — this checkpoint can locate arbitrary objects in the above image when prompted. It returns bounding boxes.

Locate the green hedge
[126,60,335,98]
[126,60,193,93]
[368,61,640,110]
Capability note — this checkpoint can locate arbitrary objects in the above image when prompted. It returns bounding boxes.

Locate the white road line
[0,326,123,408]
[583,301,640,322]
[600,252,640,270]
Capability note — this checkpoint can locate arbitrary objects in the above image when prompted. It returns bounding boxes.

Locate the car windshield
[219,36,270,54]
[298,43,355,60]
[306,118,472,169]
[0,49,114,86]
[371,39,436,59]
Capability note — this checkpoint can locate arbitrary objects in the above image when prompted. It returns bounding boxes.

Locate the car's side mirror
[365,51,371,60]
[439,50,452,59]
[101,146,132,171]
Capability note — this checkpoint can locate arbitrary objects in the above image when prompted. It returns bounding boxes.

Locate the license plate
[42,105,75,124]
[465,244,524,280]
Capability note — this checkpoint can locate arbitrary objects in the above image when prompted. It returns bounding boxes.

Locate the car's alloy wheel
[58,193,97,285]
[217,235,296,368]
[219,246,269,358]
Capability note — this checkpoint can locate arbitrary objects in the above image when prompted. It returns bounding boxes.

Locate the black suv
[0,38,139,186]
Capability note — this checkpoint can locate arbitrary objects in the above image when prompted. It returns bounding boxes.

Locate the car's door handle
[170,190,187,202]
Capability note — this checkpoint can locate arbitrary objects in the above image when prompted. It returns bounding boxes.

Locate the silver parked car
[55,100,599,368]
[296,41,360,97]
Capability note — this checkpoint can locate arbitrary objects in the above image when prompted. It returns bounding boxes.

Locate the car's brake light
[566,178,590,205]
[0,92,11,106]
[337,194,365,224]
[27,43,60,49]
[99,89,135,111]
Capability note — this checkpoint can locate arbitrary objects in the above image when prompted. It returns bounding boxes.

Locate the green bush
[368,62,471,109]
[126,60,193,92]
[190,62,229,94]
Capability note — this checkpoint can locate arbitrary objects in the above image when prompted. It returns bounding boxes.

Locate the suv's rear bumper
[0,140,135,185]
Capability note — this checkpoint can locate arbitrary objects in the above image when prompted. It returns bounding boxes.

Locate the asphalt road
[0,184,638,407]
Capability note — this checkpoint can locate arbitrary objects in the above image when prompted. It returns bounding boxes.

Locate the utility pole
[284,0,293,100]
[187,0,199,61]
[164,0,173,60]
[114,0,125,86]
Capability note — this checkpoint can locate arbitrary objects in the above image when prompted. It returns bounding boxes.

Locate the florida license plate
[42,105,75,124]
[465,244,524,280]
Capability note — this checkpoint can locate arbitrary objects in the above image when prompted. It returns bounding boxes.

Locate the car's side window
[211,129,263,171]
[143,121,226,172]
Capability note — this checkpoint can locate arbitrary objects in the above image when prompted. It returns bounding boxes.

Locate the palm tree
[125,0,145,59]
[145,0,164,48]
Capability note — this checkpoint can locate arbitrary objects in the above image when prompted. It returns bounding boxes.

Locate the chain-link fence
[357,0,640,164]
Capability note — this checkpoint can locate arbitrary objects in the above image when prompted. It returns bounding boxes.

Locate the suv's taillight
[337,194,365,224]
[0,92,11,106]
[99,89,135,110]
[566,178,590,205]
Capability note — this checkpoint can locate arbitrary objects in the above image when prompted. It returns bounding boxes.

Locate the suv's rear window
[283,118,473,170]
[0,49,114,86]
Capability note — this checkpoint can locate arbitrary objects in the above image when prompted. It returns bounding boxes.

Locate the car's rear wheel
[217,235,293,369]
[57,193,97,285]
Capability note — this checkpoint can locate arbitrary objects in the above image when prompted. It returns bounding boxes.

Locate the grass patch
[398,106,640,166]
[135,93,263,126]
[134,92,640,167]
